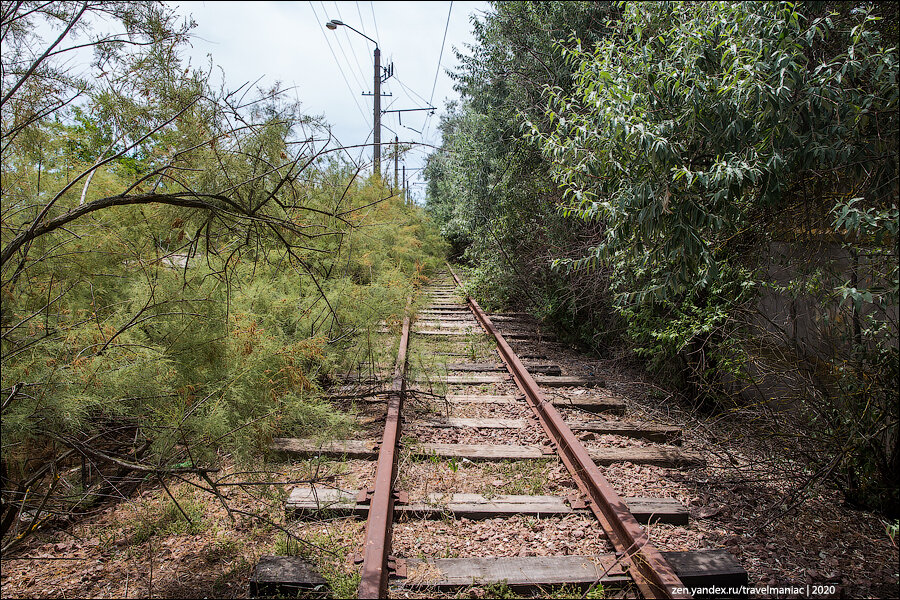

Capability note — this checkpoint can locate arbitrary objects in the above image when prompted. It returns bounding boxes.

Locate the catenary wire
[429,1,453,107]
[308,1,369,125]
[369,0,381,47]
[422,2,453,144]
[329,1,370,93]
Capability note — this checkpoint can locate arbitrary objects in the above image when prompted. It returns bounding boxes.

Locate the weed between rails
[478,581,607,599]
[479,460,555,497]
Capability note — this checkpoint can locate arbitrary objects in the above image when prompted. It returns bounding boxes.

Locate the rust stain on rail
[447,265,690,600]
[358,298,411,598]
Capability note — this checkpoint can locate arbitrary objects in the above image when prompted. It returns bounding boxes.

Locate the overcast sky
[169,1,490,201]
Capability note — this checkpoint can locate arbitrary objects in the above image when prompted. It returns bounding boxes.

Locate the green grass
[479,459,555,497]
[203,536,242,563]
[409,334,498,363]
[462,332,498,362]
[458,582,607,599]
[131,492,207,544]
[278,526,362,599]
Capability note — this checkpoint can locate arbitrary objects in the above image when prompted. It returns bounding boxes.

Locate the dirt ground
[2,312,898,599]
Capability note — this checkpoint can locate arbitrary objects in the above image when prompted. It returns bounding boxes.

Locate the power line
[423,1,453,143]
[355,1,370,41]
[421,109,438,147]
[330,1,369,93]
[369,1,381,47]
[429,1,453,106]
[393,75,432,108]
[386,74,441,145]
[393,81,418,112]
[317,2,364,92]
[355,126,375,166]
[308,1,369,125]
[326,126,362,168]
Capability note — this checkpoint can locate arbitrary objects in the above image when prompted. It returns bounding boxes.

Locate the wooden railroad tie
[444,362,562,375]
[442,393,627,414]
[413,329,556,341]
[392,551,747,592]
[285,488,689,525]
[249,556,327,597]
[412,325,481,333]
[250,551,747,596]
[343,393,627,414]
[416,416,682,444]
[416,373,604,387]
[270,438,704,467]
[414,316,479,323]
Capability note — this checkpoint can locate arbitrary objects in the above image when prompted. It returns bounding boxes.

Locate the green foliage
[534,1,896,295]
[0,173,445,464]
[527,1,898,512]
[585,583,606,599]
[430,1,898,514]
[483,582,519,599]
[425,2,622,345]
[616,263,756,395]
[0,1,447,546]
[886,520,899,547]
[472,581,604,599]
[832,199,899,310]
[284,528,361,599]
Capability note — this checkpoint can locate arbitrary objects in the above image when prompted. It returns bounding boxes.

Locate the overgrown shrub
[427,1,898,513]
[1,2,446,549]
[529,1,898,513]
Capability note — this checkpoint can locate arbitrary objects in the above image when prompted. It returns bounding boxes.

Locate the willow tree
[530,1,898,512]
[425,1,624,334]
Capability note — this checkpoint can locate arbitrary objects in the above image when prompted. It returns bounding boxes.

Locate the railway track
[250,269,747,598]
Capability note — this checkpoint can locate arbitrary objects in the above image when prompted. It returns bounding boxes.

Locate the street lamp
[325,19,385,177]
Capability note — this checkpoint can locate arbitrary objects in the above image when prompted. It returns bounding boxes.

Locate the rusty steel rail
[358,299,411,598]
[448,266,690,599]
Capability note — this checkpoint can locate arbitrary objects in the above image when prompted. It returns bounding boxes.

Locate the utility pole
[325,19,391,179]
[402,164,406,204]
[394,136,399,191]
[373,46,381,177]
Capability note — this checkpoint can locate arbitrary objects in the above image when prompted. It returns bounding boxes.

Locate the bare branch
[0,2,88,108]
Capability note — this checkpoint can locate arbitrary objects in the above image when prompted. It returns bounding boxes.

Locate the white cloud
[171,1,489,197]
